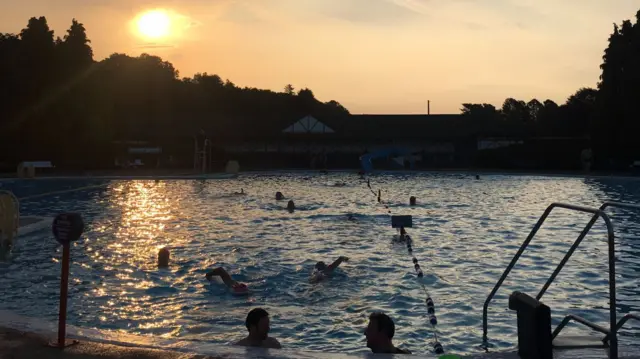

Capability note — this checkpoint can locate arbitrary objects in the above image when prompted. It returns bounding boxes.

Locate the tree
[501,98,529,122]
[325,100,350,115]
[594,10,640,164]
[284,84,295,95]
[461,103,500,120]
[57,19,93,74]
[297,88,316,113]
[526,99,543,122]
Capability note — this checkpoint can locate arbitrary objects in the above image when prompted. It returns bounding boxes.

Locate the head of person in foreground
[364,312,411,354]
[235,308,282,349]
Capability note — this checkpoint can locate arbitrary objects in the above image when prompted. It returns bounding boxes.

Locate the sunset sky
[1,0,638,114]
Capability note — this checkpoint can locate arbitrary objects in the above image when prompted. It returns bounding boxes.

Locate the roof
[175,113,539,141]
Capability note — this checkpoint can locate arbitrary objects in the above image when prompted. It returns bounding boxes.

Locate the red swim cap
[232,283,249,295]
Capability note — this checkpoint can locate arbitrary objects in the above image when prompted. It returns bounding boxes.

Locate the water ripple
[1,173,640,355]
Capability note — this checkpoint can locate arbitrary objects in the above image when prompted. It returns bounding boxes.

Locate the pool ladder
[482,201,640,359]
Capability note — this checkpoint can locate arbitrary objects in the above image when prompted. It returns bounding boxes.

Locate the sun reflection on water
[1,174,639,355]
[99,181,179,269]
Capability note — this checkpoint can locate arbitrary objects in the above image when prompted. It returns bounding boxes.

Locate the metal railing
[481,201,640,359]
[552,314,610,341]
[603,314,640,342]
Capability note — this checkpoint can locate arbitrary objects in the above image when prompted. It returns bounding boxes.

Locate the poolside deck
[1,326,638,359]
[0,328,208,359]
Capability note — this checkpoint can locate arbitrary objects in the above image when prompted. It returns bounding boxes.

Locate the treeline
[461,87,596,137]
[462,9,640,169]
[0,17,349,167]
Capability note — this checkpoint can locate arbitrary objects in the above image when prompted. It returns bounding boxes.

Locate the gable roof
[283,115,335,134]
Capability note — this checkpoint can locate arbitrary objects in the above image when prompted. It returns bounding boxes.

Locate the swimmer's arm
[326,256,349,272]
[205,267,236,287]
[264,337,282,349]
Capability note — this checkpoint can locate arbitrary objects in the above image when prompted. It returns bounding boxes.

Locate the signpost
[49,213,84,348]
[391,215,413,229]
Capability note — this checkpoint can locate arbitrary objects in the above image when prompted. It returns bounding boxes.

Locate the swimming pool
[1,172,639,356]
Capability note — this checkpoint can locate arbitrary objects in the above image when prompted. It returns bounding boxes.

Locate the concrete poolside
[0,328,213,359]
[2,324,640,359]
[0,308,638,359]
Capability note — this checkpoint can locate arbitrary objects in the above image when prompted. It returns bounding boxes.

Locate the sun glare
[136,10,172,40]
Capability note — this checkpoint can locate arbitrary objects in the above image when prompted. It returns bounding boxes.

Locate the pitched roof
[283,115,335,134]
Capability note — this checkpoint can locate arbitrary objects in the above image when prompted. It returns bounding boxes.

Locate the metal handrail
[552,314,610,341]
[481,202,618,359]
[537,202,640,301]
[603,314,640,342]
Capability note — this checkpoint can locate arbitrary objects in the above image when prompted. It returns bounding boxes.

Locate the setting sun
[136,10,171,39]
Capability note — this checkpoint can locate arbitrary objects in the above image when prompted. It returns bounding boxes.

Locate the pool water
[1,173,639,356]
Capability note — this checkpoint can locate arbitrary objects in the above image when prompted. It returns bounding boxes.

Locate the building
[209,113,480,169]
[175,112,591,171]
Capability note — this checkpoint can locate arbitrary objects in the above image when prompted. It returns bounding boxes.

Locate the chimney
[427,100,431,115]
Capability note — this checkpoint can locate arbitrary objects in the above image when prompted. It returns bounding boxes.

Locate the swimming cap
[232,282,249,295]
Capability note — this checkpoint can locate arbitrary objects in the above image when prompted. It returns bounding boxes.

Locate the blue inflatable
[359,148,416,172]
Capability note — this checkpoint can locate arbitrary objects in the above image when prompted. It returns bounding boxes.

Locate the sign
[391,215,413,228]
[52,213,84,245]
[128,147,162,154]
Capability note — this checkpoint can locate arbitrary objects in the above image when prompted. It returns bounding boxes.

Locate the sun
[136,10,171,39]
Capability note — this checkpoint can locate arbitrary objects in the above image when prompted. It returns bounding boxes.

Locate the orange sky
[1,0,638,114]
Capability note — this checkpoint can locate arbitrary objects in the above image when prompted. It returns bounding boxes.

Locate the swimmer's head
[315,261,327,271]
[475,175,480,180]
[409,196,416,206]
[275,192,284,200]
[232,282,249,296]
[287,200,295,212]
[366,312,396,352]
[157,247,170,268]
[246,308,271,340]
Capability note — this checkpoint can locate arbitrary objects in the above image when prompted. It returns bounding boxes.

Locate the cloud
[216,1,264,24]
[314,0,426,25]
[134,43,176,49]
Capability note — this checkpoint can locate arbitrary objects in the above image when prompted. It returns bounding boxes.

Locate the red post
[57,243,70,347]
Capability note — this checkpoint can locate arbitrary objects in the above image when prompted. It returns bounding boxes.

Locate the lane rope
[363,175,444,354]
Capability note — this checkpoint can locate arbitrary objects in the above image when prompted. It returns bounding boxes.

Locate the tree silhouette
[2,10,640,171]
[461,103,500,119]
[501,98,529,122]
[594,10,640,166]
[284,84,295,95]
[0,16,350,169]
[526,99,543,122]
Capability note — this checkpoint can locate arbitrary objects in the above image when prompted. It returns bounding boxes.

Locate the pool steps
[484,201,640,359]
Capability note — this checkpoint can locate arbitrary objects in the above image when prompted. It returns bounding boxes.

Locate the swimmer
[287,200,295,213]
[235,308,282,349]
[475,175,480,180]
[347,214,356,221]
[365,312,411,354]
[394,227,409,243]
[234,188,245,195]
[310,256,349,283]
[157,247,170,268]
[275,192,284,201]
[409,196,416,206]
[205,267,249,295]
